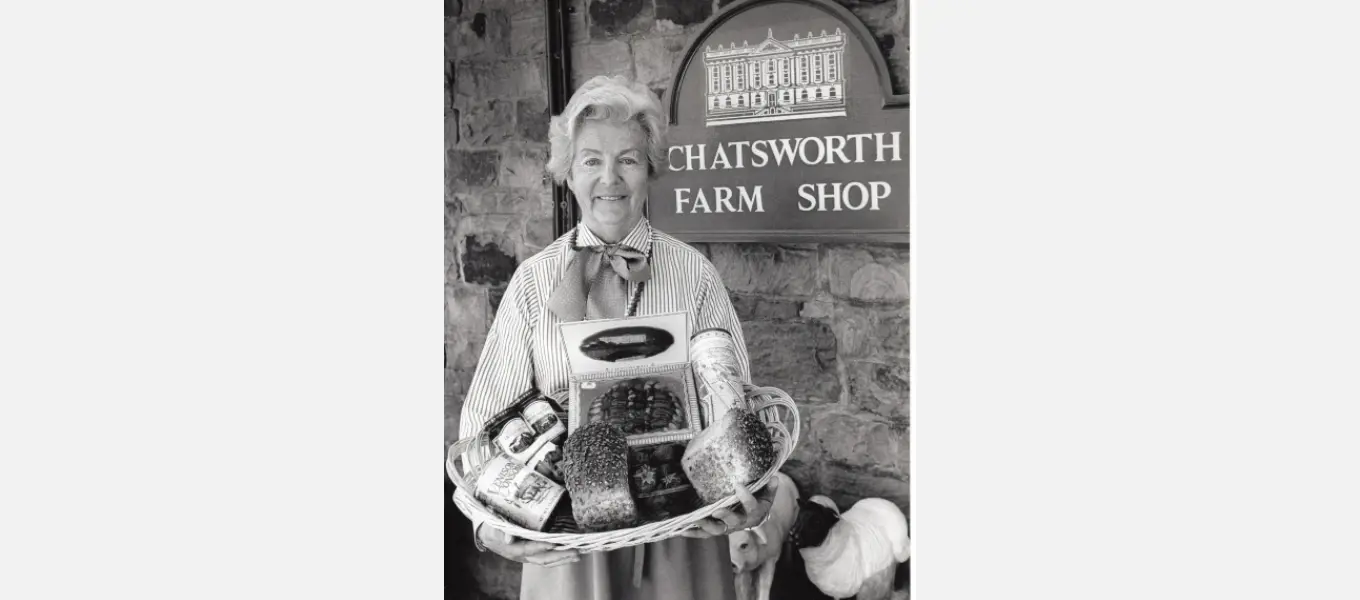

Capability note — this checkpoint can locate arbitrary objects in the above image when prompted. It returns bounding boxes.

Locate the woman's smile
[567,119,651,243]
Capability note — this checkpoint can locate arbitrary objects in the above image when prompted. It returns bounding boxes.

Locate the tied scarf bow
[546,242,651,322]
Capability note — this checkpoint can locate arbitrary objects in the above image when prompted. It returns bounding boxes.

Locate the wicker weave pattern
[447,386,800,553]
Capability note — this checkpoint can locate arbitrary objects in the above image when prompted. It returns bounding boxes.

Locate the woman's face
[566,119,650,243]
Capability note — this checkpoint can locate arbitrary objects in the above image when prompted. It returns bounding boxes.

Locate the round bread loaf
[560,421,637,531]
[681,408,776,504]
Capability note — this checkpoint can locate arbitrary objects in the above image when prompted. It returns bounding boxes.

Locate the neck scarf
[546,231,651,322]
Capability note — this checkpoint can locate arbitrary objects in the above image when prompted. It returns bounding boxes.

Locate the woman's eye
[582,158,600,167]
[621,157,638,165]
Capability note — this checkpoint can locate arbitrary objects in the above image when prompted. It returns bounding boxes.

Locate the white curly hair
[546,75,669,184]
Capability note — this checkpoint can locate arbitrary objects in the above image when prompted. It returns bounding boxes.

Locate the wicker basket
[447,385,800,553]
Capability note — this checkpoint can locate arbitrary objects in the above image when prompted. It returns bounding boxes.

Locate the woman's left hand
[680,476,780,538]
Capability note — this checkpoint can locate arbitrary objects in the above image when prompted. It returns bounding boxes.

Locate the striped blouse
[458,217,752,442]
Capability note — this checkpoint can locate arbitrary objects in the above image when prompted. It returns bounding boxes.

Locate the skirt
[519,535,736,600]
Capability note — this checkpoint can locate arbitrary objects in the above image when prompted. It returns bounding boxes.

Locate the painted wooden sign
[648,0,908,243]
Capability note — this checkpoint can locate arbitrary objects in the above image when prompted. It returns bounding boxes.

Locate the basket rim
[447,387,799,552]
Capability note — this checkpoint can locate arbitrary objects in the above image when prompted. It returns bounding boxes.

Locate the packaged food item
[691,328,749,427]
[627,440,700,523]
[569,363,702,446]
[469,452,567,531]
[525,441,563,483]
[523,400,566,441]
[561,422,636,531]
[681,407,776,504]
[495,418,538,460]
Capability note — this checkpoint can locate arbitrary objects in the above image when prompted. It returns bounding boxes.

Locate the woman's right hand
[478,525,581,568]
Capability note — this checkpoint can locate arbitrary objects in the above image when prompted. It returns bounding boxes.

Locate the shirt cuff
[471,516,489,552]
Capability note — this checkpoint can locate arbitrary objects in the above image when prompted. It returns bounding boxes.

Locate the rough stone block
[446,335,487,371]
[655,1,711,28]
[566,0,590,45]
[462,0,547,15]
[445,113,458,148]
[832,0,897,6]
[846,359,909,420]
[451,189,542,215]
[455,58,546,101]
[783,403,820,468]
[445,197,460,238]
[632,35,687,86]
[779,459,821,503]
[571,39,634,82]
[445,19,459,59]
[820,465,910,516]
[452,10,511,59]
[515,96,550,143]
[826,246,909,302]
[445,59,455,112]
[510,14,546,56]
[811,411,901,475]
[589,0,654,39]
[446,149,500,188]
[462,234,519,285]
[446,202,460,280]
[709,243,821,297]
[499,145,549,190]
[742,319,840,404]
[848,0,899,37]
[538,189,556,216]
[489,285,507,317]
[458,99,515,146]
[447,283,490,335]
[445,409,459,451]
[524,216,556,250]
[446,367,475,411]
[889,42,909,96]
[799,293,835,319]
[833,303,908,360]
[730,292,803,321]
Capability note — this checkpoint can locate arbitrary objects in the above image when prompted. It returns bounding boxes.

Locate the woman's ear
[562,168,576,195]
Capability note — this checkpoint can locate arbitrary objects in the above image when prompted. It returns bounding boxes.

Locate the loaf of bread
[560,421,637,531]
[681,407,776,504]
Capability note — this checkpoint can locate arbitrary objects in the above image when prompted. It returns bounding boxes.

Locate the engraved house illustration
[703,27,847,126]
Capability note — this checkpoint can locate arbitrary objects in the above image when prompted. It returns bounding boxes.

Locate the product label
[691,330,748,425]
[473,454,565,530]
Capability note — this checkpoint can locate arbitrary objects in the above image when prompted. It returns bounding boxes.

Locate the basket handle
[445,436,482,489]
[747,386,800,453]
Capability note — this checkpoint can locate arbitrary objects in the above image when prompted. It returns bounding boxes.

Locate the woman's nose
[602,161,622,184]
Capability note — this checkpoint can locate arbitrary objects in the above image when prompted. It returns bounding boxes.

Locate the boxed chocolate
[567,362,701,447]
[627,439,701,523]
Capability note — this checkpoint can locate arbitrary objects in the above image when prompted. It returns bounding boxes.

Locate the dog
[729,472,800,600]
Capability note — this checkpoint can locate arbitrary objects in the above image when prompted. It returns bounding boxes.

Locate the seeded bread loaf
[681,408,776,504]
[560,421,637,531]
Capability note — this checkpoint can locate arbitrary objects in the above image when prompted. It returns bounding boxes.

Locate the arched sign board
[647,0,908,243]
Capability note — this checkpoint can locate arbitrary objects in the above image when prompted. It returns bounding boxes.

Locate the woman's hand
[478,525,581,568]
[680,476,779,539]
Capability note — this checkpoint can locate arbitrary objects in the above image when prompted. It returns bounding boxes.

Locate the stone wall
[447,2,908,598]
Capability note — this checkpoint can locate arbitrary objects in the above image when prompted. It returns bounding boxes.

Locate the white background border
[3,0,1360,598]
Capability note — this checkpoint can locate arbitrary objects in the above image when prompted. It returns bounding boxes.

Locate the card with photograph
[558,312,689,376]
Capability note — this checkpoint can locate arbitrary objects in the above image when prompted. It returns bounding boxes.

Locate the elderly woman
[457,75,776,599]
